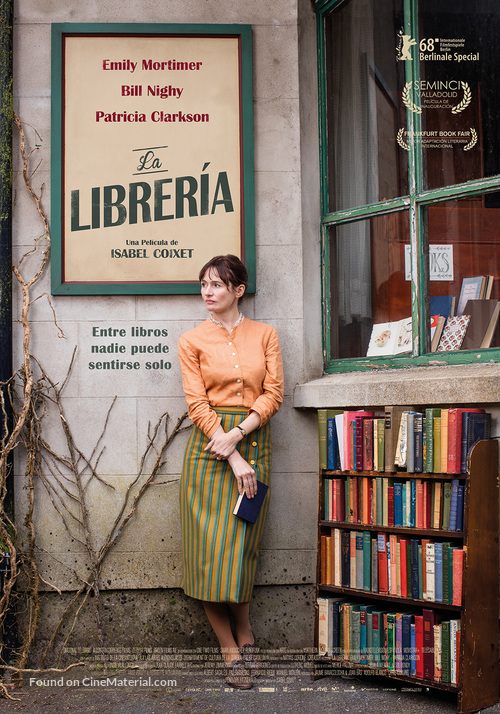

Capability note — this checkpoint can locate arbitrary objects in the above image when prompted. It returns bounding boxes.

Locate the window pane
[325,0,408,213]
[328,211,411,360]
[419,0,500,190]
[425,195,500,351]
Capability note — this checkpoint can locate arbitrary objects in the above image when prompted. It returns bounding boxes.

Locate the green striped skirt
[180,407,271,603]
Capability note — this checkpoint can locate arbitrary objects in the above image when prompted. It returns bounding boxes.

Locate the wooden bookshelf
[314,436,499,714]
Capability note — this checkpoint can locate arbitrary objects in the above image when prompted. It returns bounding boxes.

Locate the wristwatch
[236,425,247,437]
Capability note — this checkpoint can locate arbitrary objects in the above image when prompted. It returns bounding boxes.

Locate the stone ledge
[293,362,500,409]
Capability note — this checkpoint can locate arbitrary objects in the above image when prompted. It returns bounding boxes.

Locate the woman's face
[200,269,244,315]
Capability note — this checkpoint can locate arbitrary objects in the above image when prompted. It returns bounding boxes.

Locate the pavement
[2,652,500,714]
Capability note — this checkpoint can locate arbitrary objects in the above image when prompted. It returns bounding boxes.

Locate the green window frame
[315,0,500,372]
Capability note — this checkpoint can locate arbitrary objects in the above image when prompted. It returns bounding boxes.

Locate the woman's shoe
[225,659,253,689]
[240,636,260,678]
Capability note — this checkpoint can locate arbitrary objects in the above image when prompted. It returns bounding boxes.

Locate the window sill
[293,362,500,409]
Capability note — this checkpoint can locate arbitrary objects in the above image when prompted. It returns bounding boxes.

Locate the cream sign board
[51,25,255,294]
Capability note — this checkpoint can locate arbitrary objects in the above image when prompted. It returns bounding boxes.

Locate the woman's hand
[227,450,257,498]
[204,426,242,460]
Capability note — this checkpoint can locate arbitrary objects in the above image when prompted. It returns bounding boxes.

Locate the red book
[377,533,389,594]
[362,477,369,523]
[447,408,483,473]
[452,548,464,606]
[389,534,398,595]
[368,478,374,524]
[343,411,374,470]
[415,615,424,678]
[333,479,345,521]
[387,486,395,527]
[399,538,408,598]
[363,418,374,471]
[423,608,439,680]
[423,481,432,529]
[416,479,424,528]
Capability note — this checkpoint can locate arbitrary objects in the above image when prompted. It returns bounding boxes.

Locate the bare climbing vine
[0,115,190,697]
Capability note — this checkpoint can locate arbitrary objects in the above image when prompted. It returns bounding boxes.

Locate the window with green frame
[315,0,500,371]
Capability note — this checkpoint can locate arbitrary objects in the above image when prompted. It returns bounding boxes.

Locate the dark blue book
[327,417,341,470]
[460,412,491,473]
[394,483,403,527]
[410,538,419,600]
[435,541,443,602]
[430,295,456,319]
[402,613,412,675]
[232,479,269,523]
[456,483,465,531]
[341,530,350,587]
[449,479,459,531]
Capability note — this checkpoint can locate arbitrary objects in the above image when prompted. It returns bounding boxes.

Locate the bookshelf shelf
[315,657,460,693]
[322,470,465,481]
[314,417,499,714]
[319,521,464,539]
[317,585,463,612]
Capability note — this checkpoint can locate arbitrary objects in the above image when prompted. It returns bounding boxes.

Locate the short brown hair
[199,254,248,290]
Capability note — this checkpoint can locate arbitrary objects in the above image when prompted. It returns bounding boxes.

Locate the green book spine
[387,614,395,670]
[318,409,328,470]
[376,419,385,471]
[442,620,451,682]
[424,408,441,472]
[350,606,361,663]
[366,612,373,665]
[433,417,442,473]
[363,531,371,591]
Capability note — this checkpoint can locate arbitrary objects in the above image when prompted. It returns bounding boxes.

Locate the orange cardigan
[177,317,284,438]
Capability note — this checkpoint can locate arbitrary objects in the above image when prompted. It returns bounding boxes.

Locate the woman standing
[177,254,284,689]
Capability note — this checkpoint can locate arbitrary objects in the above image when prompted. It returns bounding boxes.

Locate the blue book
[409,480,416,527]
[394,483,403,527]
[449,479,459,531]
[402,483,407,526]
[233,479,269,523]
[410,623,416,676]
[360,605,374,662]
[402,613,412,675]
[460,412,491,473]
[327,417,341,470]
[456,484,465,531]
[414,413,423,472]
[430,295,456,319]
[410,538,419,599]
[434,541,443,602]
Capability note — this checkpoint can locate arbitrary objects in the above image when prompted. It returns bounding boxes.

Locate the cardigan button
[252,441,257,447]
[250,460,255,466]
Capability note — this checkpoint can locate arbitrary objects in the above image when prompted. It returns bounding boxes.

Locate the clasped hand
[204,427,256,498]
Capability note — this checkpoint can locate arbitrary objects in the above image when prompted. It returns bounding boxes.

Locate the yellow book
[440,409,449,473]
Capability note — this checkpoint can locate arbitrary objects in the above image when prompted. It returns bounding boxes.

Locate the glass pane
[328,211,411,360]
[418,0,500,189]
[425,195,500,352]
[325,0,408,213]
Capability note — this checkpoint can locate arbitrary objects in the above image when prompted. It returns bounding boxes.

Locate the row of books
[366,278,498,357]
[320,529,463,605]
[318,406,492,474]
[317,597,461,684]
[323,476,464,532]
